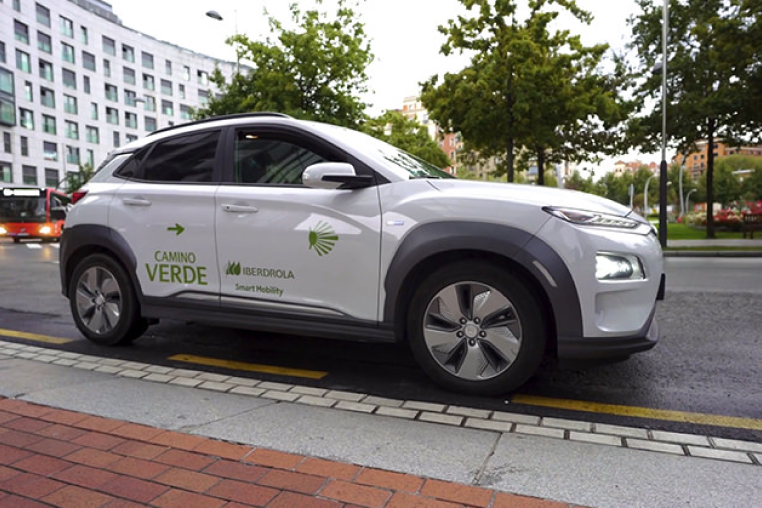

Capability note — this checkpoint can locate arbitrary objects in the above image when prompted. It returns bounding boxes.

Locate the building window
[105,84,118,102]
[106,107,119,125]
[90,102,98,120]
[42,114,56,134]
[197,70,209,86]
[40,87,55,108]
[198,89,209,105]
[126,134,137,143]
[3,132,10,153]
[62,69,76,89]
[86,149,94,166]
[178,84,185,99]
[144,116,156,132]
[16,50,31,73]
[83,51,96,71]
[23,165,38,185]
[39,59,53,81]
[64,94,78,114]
[0,69,13,94]
[103,59,111,77]
[66,146,80,164]
[65,121,79,140]
[45,168,58,187]
[164,60,172,75]
[113,132,120,147]
[123,66,136,85]
[122,44,135,63]
[20,109,35,130]
[124,89,137,106]
[160,79,172,95]
[141,51,154,69]
[144,95,156,112]
[36,3,51,27]
[37,31,52,53]
[0,161,11,183]
[102,36,116,56]
[13,0,21,12]
[20,136,28,156]
[80,26,88,44]
[0,99,15,126]
[83,75,91,94]
[161,100,173,116]
[24,81,33,101]
[86,125,99,143]
[60,16,74,38]
[15,21,30,44]
[183,66,190,81]
[143,73,155,91]
[180,104,191,120]
[61,42,75,64]
[0,42,6,64]
[125,112,137,129]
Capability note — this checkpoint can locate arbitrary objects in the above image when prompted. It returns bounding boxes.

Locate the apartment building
[1,0,235,189]
[674,140,762,180]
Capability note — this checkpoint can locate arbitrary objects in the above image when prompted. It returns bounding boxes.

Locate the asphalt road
[1,238,760,442]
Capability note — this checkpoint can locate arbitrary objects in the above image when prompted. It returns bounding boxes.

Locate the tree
[628,0,757,237]
[698,160,742,207]
[421,0,631,184]
[363,111,451,168]
[194,0,373,128]
[64,163,94,193]
[563,170,596,194]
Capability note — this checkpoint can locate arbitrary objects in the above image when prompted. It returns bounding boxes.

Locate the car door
[108,129,223,303]
[215,126,382,322]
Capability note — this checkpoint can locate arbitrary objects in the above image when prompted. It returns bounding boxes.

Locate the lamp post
[685,189,697,215]
[205,9,240,74]
[644,174,655,215]
[650,12,669,236]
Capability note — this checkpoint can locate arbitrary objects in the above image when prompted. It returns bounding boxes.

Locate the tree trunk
[705,119,716,239]
[536,147,545,186]
[507,137,515,183]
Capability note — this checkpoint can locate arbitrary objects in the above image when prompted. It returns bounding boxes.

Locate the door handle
[222,204,259,213]
[122,198,151,206]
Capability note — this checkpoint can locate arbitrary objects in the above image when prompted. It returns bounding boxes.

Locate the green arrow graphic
[167,223,185,236]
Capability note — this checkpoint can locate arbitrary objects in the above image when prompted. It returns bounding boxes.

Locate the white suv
[60,113,665,395]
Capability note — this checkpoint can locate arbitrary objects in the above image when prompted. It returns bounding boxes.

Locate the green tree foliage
[421,0,631,184]
[363,111,451,168]
[563,171,596,194]
[64,163,94,193]
[628,0,758,237]
[194,0,373,128]
[697,160,742,207]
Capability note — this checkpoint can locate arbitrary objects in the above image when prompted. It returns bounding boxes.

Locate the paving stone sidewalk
[0,397,590,508]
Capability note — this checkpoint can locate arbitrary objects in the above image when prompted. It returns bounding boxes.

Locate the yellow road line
[0,328,73,345]
[512,394,762,431]
[168,354,328,380]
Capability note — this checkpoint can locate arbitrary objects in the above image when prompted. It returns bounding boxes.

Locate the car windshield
[0,196,47,222]
[309,122,454,180]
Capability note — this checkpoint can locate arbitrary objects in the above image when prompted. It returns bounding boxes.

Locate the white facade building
[1,0,235,189]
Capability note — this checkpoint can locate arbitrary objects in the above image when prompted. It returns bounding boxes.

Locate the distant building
[1,0,235,189]
[674,141,762,180]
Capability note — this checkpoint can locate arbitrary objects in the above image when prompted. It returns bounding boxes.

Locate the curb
[664,250,762,258]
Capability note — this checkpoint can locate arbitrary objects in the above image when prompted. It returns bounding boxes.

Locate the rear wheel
[12,238,20,244]
[69,254,147,346]
[407,262,546,395]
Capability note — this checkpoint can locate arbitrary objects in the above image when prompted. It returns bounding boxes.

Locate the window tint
[140,131,219,182]
[234,131,326,185]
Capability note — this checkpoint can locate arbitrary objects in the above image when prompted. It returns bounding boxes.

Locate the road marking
[0,328,73,345]
[25,244,42,249]
[168,354,328,380]
[512,394,762,431]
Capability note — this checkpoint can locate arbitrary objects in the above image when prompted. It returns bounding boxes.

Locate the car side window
[235,131,326,185]
[136,130,220,183]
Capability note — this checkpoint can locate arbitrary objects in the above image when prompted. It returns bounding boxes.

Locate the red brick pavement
[0,397,592,508]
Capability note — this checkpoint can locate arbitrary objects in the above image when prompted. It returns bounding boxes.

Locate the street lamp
[685,189,697,215]
[205,10,223,21]
[644,174,656,215]
[205,9,240,74]
[652,6,670,241]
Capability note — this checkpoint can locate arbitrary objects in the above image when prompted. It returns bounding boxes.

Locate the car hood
[427,180,640,219]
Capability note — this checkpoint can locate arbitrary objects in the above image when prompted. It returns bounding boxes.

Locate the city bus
[0,187,71,243]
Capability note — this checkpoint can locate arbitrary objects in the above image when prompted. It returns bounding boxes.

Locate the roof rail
[147,112,292,136]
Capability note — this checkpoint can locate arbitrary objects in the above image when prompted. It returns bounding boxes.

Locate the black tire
[12,238,20,244]
[406,261,546,395]
[69,253,148,346]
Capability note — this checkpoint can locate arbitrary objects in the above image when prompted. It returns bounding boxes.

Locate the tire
[406,261,546,395]
[12,238,20,244]
[69,253,148,346]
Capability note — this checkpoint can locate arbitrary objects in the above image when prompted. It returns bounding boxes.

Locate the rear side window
[120,130,220,182]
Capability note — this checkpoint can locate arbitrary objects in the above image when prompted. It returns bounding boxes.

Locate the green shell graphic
[225,261,241,276]
[308,221,338,257]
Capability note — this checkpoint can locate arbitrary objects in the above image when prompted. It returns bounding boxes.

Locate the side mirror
[302,162,374,190]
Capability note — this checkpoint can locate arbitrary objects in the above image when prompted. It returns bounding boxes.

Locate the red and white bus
[0,187,70,243]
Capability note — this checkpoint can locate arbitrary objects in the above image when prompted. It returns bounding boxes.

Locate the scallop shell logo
[308,221,338,257]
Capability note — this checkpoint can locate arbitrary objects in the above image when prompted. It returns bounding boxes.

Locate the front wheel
[69,254,148,346]
[407,262,547,395]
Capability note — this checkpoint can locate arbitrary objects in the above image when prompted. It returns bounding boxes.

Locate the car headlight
[596,252,645,281]
[543,206,641,230]
[0,226,6,235]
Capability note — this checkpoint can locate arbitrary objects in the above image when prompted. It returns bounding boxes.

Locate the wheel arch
[383,221,583,355]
